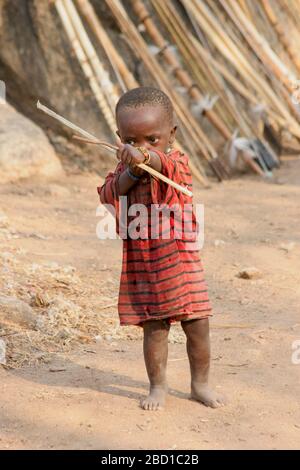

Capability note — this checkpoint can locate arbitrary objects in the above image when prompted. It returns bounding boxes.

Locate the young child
[97,87,226,411]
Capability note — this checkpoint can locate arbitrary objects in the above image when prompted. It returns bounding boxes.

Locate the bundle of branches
[150,0,277,175]
[74,0,208,185]
[55,0,118,133]
[149,0,300,171]
[54,0,300,181]
[131,0,232,142]
[104,0,232,182]
[75,0,138,92]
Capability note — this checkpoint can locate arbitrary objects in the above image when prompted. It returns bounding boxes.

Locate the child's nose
[133,142,152,150]
[141,143,152,150]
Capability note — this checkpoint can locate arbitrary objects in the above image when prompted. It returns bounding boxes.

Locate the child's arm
[116,169,139,196]
[97,143,142,203]
[97,162,123,206]
[117,143,162,195]
[97,146,144,204]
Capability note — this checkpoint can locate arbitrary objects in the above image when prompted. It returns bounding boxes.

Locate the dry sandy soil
[0,159,299,450]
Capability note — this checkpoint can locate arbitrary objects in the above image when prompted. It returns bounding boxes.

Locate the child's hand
[117,143,146,177]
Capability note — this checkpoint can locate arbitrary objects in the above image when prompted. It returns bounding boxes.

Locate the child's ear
[169,125,177,144]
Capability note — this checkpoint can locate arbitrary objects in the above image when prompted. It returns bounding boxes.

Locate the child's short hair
[116,86,173,123]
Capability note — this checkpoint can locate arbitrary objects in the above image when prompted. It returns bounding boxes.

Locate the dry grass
[0,206,186,368]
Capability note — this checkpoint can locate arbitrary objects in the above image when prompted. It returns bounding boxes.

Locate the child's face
[116,105,176,153]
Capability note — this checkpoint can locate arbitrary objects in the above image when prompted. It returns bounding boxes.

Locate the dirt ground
[0,159,300,450]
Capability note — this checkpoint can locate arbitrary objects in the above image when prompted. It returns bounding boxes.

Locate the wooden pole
[261,0,300,74]
[63,0,119,111]
[55,0,116,133]
[75,0,138,90]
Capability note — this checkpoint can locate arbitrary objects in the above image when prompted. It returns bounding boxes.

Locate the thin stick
[37,100,101,141]
[73,137,193,197]
[73,135,118,152]
[37,101,193,197]
[73,137,210,187]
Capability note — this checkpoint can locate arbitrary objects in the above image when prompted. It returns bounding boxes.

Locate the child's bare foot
[141,320,170,411]
[140,385,167,411]
[191,382,227,408]
[181,319,227,409]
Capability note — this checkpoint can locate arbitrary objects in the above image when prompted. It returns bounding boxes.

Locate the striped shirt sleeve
[150,150,192,208]
[97,161,124,206]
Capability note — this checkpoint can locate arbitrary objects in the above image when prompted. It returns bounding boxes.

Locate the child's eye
[126,139,135,145]
[149,137,159,144]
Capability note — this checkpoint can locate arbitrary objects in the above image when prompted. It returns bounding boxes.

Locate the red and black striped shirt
[97,149,212,325]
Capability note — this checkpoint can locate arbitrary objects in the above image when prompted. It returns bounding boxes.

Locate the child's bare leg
[141,320,169,411]
[181,318,227,408]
